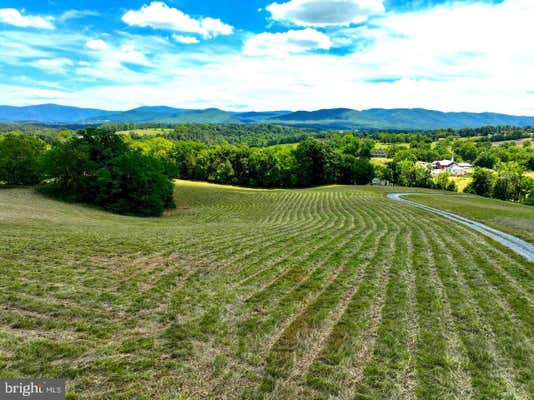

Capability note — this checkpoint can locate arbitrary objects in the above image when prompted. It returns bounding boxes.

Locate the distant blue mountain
[98,106,188,123]
[270,108,534,129]
[0,104,115,123]
[273,108,358,121]
[1,103,534,129]
[234,111,292,123]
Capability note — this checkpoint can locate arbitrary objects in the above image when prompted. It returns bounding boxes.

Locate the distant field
[405,193,534,243]
[370,157,392,167]
[116,128,173,136]
[374,142,409,149]
[0,182,532,399]
[490,138,533,146]
[449,175,472,192]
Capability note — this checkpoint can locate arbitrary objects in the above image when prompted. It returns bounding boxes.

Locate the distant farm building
[458,162,473,168]
[432,159,458,170]
[448,165,466,176]
[371,178,390,186]
[431,158,472,177]
[371,149,387,158]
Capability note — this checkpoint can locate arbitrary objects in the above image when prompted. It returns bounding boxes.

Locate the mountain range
[1,104,534,130]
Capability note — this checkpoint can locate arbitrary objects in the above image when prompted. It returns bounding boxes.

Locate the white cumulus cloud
[345,0,534,84]
[122,2,233,39]
[36,58,73,74]
[0,8,54,29]
[86,39,110,51]
[116,44,150,65]
[59,10,99,23]
[173,34,200,44]
[244,28,332,56]
[266,0,384,27]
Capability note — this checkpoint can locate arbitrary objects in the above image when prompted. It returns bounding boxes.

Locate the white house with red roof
[431,155,471,176]
[432,158,458,170]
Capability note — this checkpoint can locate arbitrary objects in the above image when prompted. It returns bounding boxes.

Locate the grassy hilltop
[0,181,533,399]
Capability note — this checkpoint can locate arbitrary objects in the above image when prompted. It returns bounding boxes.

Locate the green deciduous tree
[474,151,498,169]
[396,161,432,188]
[41,128,175,217]
[465,167,496,197]
[0,133,47,185]
[101,151,175,216]
[525,187,534,206]
[294,138,336,187]
[434,171,457,192]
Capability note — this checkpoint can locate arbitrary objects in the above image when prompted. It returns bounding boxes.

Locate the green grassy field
[370,157,393,167]
[0,182,532,399]
[405,193,534,243]
[490,138,533,147]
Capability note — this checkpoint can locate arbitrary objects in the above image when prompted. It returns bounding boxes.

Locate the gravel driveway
[388,193,534,262]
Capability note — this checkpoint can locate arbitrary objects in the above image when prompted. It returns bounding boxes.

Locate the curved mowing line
[425,221,531,399]
[257,204,376,349]
[431,220,534,392]
[411,221,474,399]
[224,192,348,286]
[227,192,345,279]
[427,215,534,333]
[408,222,471,399]
[174,192,322,264]
[301,215,404,399]
[238,196,380,350]
[387,193,534,262]
[352,225,414,399]
[237,194,364,295]
[215,192,330,260]
[254,205,397,397]
[240,194,361,318]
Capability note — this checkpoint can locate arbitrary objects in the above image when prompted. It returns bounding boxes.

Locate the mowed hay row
[0,183,532,400]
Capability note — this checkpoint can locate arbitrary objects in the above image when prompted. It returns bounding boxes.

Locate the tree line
[130,135,377,188]
[5,121,532,148]
[1,127,534,216]
[109,123,334,147]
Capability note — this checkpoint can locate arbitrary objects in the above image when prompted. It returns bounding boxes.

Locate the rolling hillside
[2,103,534,129]
[0,182,532,399]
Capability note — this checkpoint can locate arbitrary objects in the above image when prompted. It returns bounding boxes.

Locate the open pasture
[0,182,532,399]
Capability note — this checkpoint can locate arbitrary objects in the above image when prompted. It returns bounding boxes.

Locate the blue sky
[0,0,532,114]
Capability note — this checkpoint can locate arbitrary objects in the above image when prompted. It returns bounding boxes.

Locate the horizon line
[1,102,534,118]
